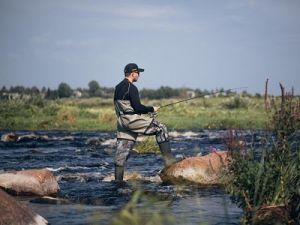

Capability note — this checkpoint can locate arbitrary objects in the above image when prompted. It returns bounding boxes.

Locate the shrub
[223,95,250,109]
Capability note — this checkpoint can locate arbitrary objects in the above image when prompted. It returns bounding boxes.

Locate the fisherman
[113,63,177,181]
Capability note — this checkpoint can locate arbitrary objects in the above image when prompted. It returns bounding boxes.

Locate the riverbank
[0,96,267,131]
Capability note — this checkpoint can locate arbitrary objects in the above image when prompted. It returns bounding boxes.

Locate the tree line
[0,80,259,100]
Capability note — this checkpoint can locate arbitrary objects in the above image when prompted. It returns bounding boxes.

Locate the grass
[148,96,266,129]
[0,95,268,131]
[109,190,175,225]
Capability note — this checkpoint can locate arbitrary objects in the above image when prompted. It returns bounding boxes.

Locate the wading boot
[114,165,124,181]
[158,141,177,167]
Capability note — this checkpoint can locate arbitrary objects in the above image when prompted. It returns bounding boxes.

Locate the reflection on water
[0,130,265,225]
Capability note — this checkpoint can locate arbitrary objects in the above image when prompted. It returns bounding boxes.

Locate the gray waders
[114,100,176,181]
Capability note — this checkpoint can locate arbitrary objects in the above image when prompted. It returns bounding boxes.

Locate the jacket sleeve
[129,85,154,114]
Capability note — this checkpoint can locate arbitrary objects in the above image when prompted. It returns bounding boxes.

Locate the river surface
[0,129,266,225]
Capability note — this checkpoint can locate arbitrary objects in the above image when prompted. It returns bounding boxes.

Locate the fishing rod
[159,86,248,109]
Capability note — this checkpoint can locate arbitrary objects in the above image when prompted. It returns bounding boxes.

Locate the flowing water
[0,129,265,225]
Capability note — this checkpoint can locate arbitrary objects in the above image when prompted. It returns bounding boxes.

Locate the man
[113,63,176,181]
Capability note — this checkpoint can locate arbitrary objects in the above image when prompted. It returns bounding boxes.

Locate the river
[0,129,265,225]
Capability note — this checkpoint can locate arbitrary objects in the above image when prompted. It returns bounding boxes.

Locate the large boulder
[159,151,229,185]
[0,169,60,196]
[0,189,48,225]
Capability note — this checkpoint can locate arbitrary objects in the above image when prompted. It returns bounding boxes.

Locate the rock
[103,172,162,183]
[1,132,18,142]
[1,133,52,142]
[0,169,60,196]
[101,138,116,147]
[159,151,229,185]
[0,189,48,225]
[103,172,142,182]
[86,137,104,145]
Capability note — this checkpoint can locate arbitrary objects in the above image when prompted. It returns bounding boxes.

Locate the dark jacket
[114,79,154,114]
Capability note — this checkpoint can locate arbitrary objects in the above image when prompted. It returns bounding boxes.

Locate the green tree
[30,86,40,95]
[58,82,72,98]
[88,80,101,97]
[41,86,47,93]
[1,86,7,92]
[45,88,59,100]
[10,86,25,93]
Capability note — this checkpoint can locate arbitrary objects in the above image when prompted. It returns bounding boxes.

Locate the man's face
[132,71,140,82]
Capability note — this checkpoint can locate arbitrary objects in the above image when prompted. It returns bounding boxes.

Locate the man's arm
[129,85,154,114]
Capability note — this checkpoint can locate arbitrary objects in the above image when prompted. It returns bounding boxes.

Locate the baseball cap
[124,63,144,74]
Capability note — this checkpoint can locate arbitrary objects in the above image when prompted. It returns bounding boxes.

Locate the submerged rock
[0,189,48,225]
[30,196,71,205]
[17,134,49,142]
[0,168,60,196]
[159,151,229,185]
[86,137,104,145]
[101,138,117,147]
[103,172,162,183]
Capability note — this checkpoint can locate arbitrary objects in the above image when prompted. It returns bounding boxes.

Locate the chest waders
[114,100,176,181]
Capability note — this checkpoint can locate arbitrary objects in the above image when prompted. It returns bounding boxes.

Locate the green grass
[0,96,267,131]
[157,97,266,129]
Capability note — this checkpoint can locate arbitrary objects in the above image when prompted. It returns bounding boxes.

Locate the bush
[223,95,250,109]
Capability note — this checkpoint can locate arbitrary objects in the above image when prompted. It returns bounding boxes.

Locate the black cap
[124,63,144,74]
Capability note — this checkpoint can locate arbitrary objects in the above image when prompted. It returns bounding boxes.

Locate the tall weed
[109,190,174,225]
[223,81,300,224]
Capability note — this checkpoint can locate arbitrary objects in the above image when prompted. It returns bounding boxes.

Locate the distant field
[0,96,268,131]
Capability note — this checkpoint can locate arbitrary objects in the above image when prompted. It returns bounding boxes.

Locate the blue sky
[1,0,300,95]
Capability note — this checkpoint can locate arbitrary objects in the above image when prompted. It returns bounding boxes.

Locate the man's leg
[114,139,135,181]
[144,120,177,166]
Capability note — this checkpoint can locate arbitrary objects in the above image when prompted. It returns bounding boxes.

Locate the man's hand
[153,106,160,112]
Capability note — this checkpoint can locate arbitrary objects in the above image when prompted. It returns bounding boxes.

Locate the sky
[1,0,300,95]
